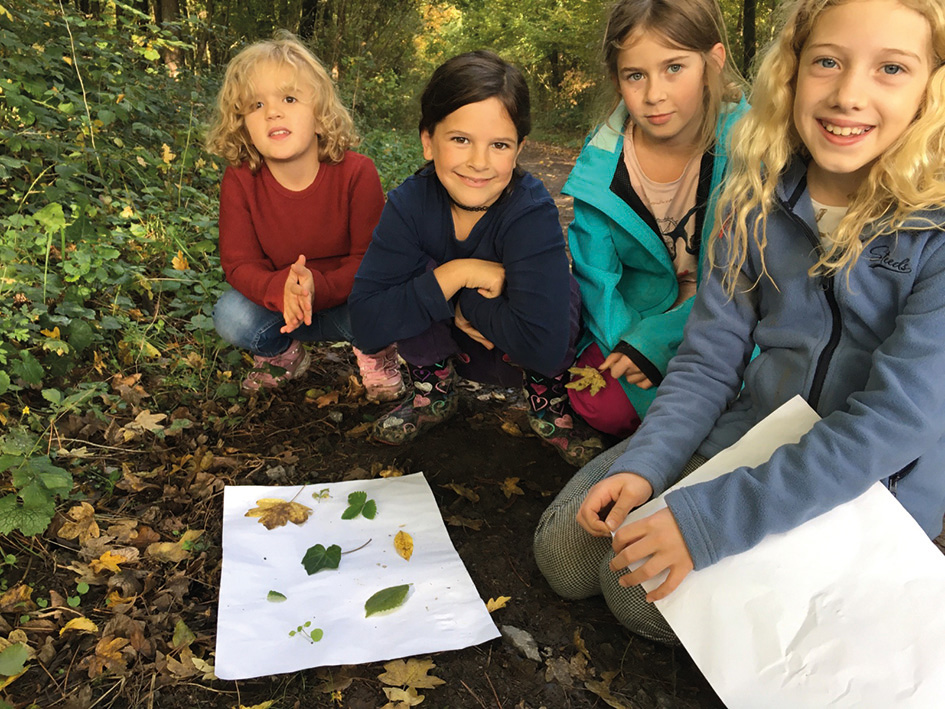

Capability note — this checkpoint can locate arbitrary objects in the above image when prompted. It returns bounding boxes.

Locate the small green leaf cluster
[342,491,377,520]
[0,431,72,536]
[288,620,324,644]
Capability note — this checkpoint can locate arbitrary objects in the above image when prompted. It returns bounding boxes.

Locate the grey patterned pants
[533,439,706,645]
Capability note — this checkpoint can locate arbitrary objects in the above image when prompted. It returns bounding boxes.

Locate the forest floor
[4,142,941,709]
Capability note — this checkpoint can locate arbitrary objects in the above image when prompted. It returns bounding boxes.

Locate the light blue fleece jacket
[563,100,747,416]
[609,158,945,569]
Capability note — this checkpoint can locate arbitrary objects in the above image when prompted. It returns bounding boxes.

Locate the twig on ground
[460,679,488,709]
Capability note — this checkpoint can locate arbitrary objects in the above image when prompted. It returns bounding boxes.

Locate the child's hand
[609,507,693,601]
[576,472,653,536]
[600,351,653,389]
[455,302,494,350]
[281,255,315,334]
[466,259,505,298]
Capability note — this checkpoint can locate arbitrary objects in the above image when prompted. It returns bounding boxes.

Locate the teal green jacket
[564,99,747,417]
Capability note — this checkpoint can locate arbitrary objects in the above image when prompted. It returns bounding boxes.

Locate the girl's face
[615,31,724,150]
[420,97,524,210]
[793,0,932,204]
[243,61,320,168]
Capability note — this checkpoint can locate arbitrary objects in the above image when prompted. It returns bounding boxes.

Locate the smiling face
[242,61,321,170]
[793,0,932,204]
[615,31,723,150]
[420,97,524,210]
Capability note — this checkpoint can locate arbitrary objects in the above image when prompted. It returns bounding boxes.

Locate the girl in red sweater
[206,32,403,398]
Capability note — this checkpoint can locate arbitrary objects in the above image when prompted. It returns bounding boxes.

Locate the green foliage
[364,583,411,617]
[301,543,342,575]
[288,620,323,644]
[267,590,287,602]
[0,643,29,677]
[341,491,377,520]
[0,431,72,536]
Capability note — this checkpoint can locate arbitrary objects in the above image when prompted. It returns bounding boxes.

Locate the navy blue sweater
[349,167,572,376]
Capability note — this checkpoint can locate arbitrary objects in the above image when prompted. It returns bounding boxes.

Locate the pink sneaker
[242,340,311,392]
[353,344,406,402]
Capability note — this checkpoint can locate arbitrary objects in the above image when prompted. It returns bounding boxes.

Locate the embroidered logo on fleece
[867,245,912,274]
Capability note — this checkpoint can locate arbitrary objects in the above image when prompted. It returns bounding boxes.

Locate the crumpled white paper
[622,396,945,707]
[215,473,499,680]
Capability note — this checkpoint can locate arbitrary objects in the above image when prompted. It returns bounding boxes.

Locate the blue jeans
[213,288,354,357]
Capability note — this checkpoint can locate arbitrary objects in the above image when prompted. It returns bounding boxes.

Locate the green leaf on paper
[301,543,341,575]
[341,491,377,520]
[267,590,287,603]
[365,584,411,617]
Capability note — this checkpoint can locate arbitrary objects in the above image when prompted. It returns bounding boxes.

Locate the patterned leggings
[533,440,706,644]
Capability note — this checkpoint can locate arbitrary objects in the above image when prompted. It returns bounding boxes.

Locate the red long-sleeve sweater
[218,151,384,313]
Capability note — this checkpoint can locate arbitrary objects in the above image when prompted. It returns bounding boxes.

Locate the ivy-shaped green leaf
[301,543,341,575]
[341,491,377,520]
[364,584,411,617]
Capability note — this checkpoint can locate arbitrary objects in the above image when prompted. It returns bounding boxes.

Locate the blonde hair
[205,31,359,171]
[601,0,744,154]
[713,0,945,293]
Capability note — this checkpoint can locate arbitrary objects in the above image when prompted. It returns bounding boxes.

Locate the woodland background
[0,1,780,707]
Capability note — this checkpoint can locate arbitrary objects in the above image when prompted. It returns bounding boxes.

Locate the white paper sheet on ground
[621,396,945,707]
[215,473,499,680]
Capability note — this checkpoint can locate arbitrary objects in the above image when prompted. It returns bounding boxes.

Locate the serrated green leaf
[340,505,359,520]
[364,584,411,617]
[362,499,377,519]
[13,351,43,386]
[41,389,62,405]
[0,643,28,676]
[301,543,341,575]
[342,490,376,520]
[0,493,55,536]
[267,590,287,603]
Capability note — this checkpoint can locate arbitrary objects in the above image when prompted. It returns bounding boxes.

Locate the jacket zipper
[778,198,843,413]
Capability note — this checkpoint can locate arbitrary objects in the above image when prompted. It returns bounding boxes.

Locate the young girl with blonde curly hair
[535,0,945,644]
[206,32,403,397]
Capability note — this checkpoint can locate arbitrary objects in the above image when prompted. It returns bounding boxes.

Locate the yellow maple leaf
[382,686,424,707]
[161,143,176,163]
[441,482,480,503]
[378,658,446,690]
[40,326,60,339]
[58,502,100,545]
[245,498,312,530]
[500,477,524,499]
[486,596,511,612]
[565,366,607,396]
[90,551,125,574]
[394,531,413,561]
[171,250,189,271]
[60,616,99,636]
[85,636,129,678]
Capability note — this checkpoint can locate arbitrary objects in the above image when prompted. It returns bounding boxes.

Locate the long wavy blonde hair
[712,0,945,293]
[601,0,744,154]
[205,31,358,171]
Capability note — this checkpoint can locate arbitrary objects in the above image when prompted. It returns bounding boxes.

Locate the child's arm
[433,258,505,301]
[454,302,495,350]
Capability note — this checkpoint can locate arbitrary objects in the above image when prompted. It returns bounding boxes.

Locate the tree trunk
[742,0,757,77]
[299,0,319,39]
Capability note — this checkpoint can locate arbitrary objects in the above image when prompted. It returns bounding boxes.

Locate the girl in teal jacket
[563,0,746,438]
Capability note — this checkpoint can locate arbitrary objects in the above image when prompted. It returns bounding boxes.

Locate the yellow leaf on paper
[60,617,99,636]
[486,596,511,612]
[500,477,524,499]
[245,498,312,530]
[58,502,100,545]
[90,551,125,574]
[378,658,446,690]
[161,143,176,163]
[171,250,189,271]
[394,531,413,561]
[565,366,607,396]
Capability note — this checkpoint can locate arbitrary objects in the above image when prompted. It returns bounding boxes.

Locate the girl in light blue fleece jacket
[535,0,945,644]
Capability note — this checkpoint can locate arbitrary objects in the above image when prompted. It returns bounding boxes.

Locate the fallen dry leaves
[378,657,446,708]
[486,596,511,612]
[57,502,100,545]
[500,477,524,499]
[244,498,312,530]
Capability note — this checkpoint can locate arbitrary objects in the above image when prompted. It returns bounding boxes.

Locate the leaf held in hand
[342,491,376,520]
[365,584,410,617]
[245,498,312,530]
[394,531,413,561]
[301,544,341,575]
[566,366,607,396]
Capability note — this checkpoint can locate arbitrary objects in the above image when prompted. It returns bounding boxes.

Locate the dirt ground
[6,143,942,709]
